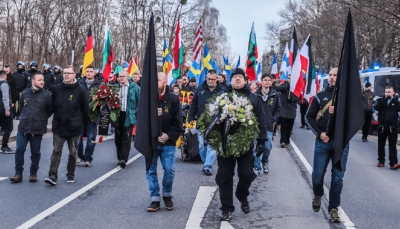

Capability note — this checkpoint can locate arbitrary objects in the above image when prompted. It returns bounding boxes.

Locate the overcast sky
[212,0,286,67]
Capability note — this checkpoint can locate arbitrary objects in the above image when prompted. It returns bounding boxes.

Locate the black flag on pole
[134,14,159,171]
[326,11,364,170]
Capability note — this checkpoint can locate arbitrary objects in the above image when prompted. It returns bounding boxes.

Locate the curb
[0,127,52,143]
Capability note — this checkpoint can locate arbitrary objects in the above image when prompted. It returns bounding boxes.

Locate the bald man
[305,67,348,223]
[114,70,140,168]
[145,72,183,212]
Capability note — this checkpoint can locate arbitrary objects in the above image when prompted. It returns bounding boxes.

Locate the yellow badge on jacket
[23,100,28,106]
[164,106,169,113]
[68,94,73,101]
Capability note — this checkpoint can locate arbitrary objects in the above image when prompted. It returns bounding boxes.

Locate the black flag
[134,14,159,171]
[326,11,364,170]
[305,36,313,95]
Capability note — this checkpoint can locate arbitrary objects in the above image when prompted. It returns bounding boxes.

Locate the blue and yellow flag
[122,61,129,70]
[223,56,232,85]
[211,59,220,75]
[162,39,174,84]
[188,61,201,80]
[202,44,213,75]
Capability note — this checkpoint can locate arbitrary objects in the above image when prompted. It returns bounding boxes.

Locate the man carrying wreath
[215,68,268,221]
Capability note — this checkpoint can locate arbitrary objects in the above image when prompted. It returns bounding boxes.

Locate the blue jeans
[145,145,176,201]
[78,120,96,162]
[197,129,216,171]
[253,131,273,170]
[312,138,349,210]
[15,132,43,175]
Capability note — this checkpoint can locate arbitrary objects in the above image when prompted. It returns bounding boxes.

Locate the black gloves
[256,139,266,157]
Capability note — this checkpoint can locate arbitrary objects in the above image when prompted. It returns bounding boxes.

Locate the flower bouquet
[89,84,121,123]
[197,92,259,158]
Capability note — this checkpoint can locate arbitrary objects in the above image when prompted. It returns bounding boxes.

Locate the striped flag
[256,62,262,82]
[92,135,104,144]
[290,35,310,97]
[236,55,241,68]
[173,18,184,79]
[271,53,278,79]
[82,26,94,76]
[127,58,138,76]
[289,27,298,68]
[193,19,203,62]
[245,22,258,81]
[102,20,114,83]
[280,43,290,80]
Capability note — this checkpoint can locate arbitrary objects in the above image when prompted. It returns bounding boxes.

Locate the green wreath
[197,92,259,158]
[88,84,121,123]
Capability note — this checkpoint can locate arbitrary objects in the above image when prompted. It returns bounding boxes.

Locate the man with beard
[10,73,53,183]
[42,63,55,92]
[216,68,267,221]
[45,65,88,185]
[76,66,102,167]
[188,70,227,176]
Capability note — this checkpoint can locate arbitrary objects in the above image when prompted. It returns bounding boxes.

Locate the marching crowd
[1,60,400,223]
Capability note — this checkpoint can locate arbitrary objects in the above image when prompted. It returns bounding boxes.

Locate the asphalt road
[1,109,399,228]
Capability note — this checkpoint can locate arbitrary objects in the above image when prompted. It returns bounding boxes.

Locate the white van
[318,74,329,91]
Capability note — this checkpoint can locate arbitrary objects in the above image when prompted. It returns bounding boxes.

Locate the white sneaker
[76,158,82,165]
[84,161,91,167]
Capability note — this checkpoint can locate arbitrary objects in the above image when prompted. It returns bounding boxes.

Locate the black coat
[188,81,227,122]
[18,88,53,134]
[159,91,184,146]
[255,87,281,131]
[79,77,102,95]
[6,73,17,104]
[52,80,88,137]
[14,70,26,92]
[276,82,299,119]
[43,70,55,91]
[52,72,63,88]
[228,85,268,140]
[374,96,400,126]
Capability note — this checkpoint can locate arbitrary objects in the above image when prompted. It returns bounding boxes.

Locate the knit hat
[231,68,246,81]
[365,82,372,88]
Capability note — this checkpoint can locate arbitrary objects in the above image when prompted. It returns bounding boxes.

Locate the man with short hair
[115,70,140,168]
[188,69,227,175]
[77,66,102,167]
[10,73,53,183]
[306,67,349,222]
[361,82,375,142]
[0,70,14,153]
[374,86,400,170]
[132,70,141,86]
[188,78,197,92]
[146,72,183,212]
[45,65,88,185]
[217,68,268,221]
[253,73,280,175]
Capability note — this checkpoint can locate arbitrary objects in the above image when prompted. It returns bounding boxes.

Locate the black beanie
[231,68,246,81]
[365,82,372,88]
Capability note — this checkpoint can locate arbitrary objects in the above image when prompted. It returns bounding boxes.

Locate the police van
[359,67,400,134]
[318,74,329,91]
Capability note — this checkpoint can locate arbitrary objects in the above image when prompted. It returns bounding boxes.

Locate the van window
[322,79,329,90]
[374,75,400,97]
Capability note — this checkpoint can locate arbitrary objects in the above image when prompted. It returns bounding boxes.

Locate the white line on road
[290,138,356,228]
[220,221,235,229]
[0,177,8,181]
[16,153,142,229]
[185,186,218,229]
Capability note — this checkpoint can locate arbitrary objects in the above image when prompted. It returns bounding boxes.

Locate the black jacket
[362,89,375,111]
[255,87,281,131]
[18,88,53,134]
[188,81,227,122]
[79,77,102,95]
[14,69,26,92]
[276,82,299,119]
[52,72,63,88]
[6,73,17,104]
[374,96,400,126]
[159,90,184,146]
[228,85,268,140]
[52,80,88,137]
[306,85,334,137]
[43,70,55,91]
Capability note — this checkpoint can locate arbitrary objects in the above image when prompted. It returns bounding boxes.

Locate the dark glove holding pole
[256,139,266,157]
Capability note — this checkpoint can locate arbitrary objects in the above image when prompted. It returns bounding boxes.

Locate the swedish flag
[188,61,201,79]
[202,44,213,73]
[223,56,232,85]
[211,59,220,75]
[162,39,173,75]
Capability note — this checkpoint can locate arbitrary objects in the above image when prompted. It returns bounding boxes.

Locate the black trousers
[215,149,256,212]
[115,112,133,162]
[378,125,398,166]
[280,117,295,144]
[362,110,373,138]
[299,104,308,126]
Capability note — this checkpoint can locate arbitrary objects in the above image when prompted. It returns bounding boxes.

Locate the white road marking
[220,221,235,229]
[290,138,356,228]
[0,177,8,181]
[185,186,218,229]
[16,153,142,229]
